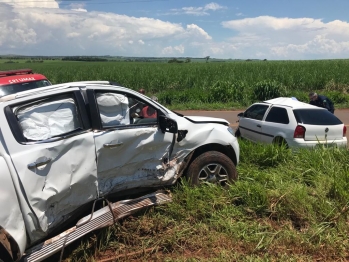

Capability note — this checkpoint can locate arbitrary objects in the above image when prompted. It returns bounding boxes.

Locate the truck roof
[0,81,114,102]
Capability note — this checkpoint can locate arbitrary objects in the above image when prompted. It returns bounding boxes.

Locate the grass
[1,59,349,110]
[51,140,349,262]
[2,59,349,260]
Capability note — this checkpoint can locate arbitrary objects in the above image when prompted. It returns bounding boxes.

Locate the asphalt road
[177,109,349,140]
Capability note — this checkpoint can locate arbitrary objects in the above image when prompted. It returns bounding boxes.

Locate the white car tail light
[294,125,306,138]
[344,126,347,137]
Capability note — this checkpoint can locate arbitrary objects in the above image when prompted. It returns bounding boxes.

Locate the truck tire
[186,151,238,187]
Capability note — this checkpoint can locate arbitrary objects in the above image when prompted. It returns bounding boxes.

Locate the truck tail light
[344,126,347,137]
[294,125,306,138]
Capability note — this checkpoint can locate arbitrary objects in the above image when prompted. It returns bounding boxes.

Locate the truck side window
[14,95,83,141]
[96,92,130,127]
[95,92,158,127]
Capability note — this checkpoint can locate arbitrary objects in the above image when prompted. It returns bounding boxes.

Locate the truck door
[1,90,98,242]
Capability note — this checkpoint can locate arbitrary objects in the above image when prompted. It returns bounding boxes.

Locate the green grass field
[54,141,349,262]
[2,59,348,261]
[1,59,349,110]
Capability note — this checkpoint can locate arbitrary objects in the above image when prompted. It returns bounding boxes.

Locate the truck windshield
[0,80,51,97]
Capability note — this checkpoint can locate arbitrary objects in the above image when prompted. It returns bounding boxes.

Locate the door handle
[257,124,261,128]
[103,142,123,149]
[28,158,52,169]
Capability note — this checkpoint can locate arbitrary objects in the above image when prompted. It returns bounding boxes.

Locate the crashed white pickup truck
[0,81,240,262]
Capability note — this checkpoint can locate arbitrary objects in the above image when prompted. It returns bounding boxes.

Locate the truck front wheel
[186,151,238,187]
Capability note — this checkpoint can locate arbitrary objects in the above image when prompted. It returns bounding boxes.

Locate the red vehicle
[0,69,51,97]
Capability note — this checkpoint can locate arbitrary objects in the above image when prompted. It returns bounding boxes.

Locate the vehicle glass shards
[293,109,342,125]
[0,80,51,97]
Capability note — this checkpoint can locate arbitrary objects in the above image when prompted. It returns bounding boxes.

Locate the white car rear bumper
[288,138,348,148]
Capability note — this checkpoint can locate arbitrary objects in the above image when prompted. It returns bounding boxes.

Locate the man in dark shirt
[309,92,335,113]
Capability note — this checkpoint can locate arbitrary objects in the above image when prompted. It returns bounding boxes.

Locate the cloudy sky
[1,0,348,59]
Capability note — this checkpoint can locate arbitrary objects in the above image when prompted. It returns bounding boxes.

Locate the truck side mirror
[159,116,178,133]
[237,112,244,117]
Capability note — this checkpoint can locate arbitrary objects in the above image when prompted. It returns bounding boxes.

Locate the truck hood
[184,116,229,126]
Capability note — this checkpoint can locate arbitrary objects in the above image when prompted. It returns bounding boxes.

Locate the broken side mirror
[159,116,178,134]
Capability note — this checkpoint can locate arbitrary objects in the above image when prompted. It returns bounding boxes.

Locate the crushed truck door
[86,88,177,196]
[2,90,98,243]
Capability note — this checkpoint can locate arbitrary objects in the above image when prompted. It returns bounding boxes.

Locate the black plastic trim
[239,125,274,138]
[4,106,26,143]
[74,90,91,129]
[184,117,228,126]
[86,89,103,130]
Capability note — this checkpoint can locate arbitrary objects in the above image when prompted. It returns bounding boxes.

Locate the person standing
[309,92,335,113]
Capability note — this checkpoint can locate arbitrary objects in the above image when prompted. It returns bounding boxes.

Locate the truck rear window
[293,109,342,125]
[0,80,51,97]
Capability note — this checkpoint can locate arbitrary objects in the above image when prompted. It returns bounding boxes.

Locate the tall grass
[55,141,349,262]
[1,60,349,109]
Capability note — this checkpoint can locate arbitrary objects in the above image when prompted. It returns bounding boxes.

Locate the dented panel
[170,113,240,163]
[0,156,26,259]
[0,84,240,262]
[94,126,177,195]
[5,132,98,243]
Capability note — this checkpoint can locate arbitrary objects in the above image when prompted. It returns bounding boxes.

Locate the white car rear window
[293,109,342,125]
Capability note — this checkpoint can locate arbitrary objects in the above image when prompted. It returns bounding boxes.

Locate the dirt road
[177,109,349,140]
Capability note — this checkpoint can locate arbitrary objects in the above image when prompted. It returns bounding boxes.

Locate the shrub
[323,91,349,104]
[209,81,234,103]
[252,80,284,101]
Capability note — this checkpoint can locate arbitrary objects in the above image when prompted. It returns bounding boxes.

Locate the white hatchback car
[236,97,347,148]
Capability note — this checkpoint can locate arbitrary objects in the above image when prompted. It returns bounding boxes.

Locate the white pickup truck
[0,81,239,261]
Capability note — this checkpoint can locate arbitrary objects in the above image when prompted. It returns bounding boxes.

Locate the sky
[0,0,349,59]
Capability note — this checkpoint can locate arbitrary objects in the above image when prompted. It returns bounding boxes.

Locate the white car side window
[16,97,82,141]
[265,107,289,124]
[244,105,269,120]
[96,92,130,127]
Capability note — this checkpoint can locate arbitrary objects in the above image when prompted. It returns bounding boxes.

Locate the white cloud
[71,8,87,12]
[68,3,87,12]
[0,2,212,56]
[169,2,225,16]
[1,0,348,60]
[221,16,349,59]
[3,0,59,8]
[161,44,185,55]
[186,24,212,40]
[204,2,224,11]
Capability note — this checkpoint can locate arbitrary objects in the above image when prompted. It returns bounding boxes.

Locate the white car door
[1,90,98,242]
[238,104,269,142]
[260,106,291,144]
[86,88,175,196]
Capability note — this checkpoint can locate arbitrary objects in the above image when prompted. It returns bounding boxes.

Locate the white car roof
[264,97,324,110]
